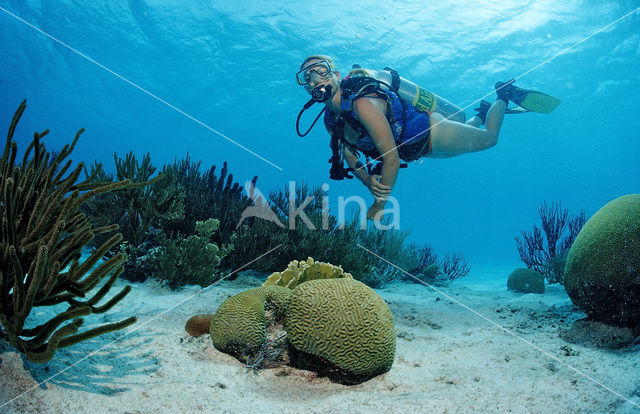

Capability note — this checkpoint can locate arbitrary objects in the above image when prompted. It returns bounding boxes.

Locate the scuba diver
[295,54,560,221]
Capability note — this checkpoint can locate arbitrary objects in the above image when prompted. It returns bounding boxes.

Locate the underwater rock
[560,320,638,349]
[285,278,396,385]
[507,268,545,294]
[263,257,353,289]
[184,314,214,337]
[564,194,640,327]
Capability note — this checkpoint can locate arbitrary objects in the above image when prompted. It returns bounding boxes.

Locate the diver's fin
[504,106,529,115]
[474,100,532,120]
[495,80,561,114]
[508,85,561,114]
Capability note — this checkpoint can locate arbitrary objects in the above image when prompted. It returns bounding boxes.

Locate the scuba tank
[347,67,466,124]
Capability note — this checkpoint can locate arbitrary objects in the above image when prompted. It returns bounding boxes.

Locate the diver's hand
[365,175,391,199]
[367,200,386,221]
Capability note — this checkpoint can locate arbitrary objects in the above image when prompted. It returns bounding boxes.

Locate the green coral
[515,201,586,284]
[82,154,185,282]
[147,218,232,289]
[263,257,353,289]
[507,268,545,294]
[203,262,396,384]
[354,222,417,287]
[0,100,136,363]
[209,285,290,361]
[195,218,220,238]
[163,156,256,257]
[85,153,185,247]
[285,278,396,384]
[226,180,454,288]
[413,264,441,284]
[229,183,342,274]
[229,183,376,280]
[564,194,640,327]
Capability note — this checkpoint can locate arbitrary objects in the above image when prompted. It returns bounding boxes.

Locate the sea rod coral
[0,100,137,363]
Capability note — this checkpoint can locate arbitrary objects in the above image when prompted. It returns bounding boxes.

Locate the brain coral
[263,257,353,289]
[209,285,290,361]
[507,268,545,294]
[285,278,395,384]
[564,194,640,327]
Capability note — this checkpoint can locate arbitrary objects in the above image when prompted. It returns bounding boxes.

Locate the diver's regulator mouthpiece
[311,84,332,103]
[296,84,333,137]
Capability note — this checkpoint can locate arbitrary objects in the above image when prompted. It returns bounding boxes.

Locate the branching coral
[166,155,256,245]
[268,183,354,269]
[515,201,586,284]
[231,181,444,287]
[232,182,369,277]
[439,252,471,282]
[407,243,470,286]
[228,182,333,274]
[151,155,258,278]
[356,220,417,287]
[82,153,185,281]
[147,218,233,289]
[0,100,137,363]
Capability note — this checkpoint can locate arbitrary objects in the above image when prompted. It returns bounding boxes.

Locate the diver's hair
[300,54,335,70]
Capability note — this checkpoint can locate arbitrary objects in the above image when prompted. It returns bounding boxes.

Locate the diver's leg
[466,100,490,127]
[466,116,483,127]
[428,100,506,156]
[484,99,506,138]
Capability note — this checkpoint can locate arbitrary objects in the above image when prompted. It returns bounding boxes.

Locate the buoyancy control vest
[320,66,466,180]
[324,75,430,162]
[349,68,466,123]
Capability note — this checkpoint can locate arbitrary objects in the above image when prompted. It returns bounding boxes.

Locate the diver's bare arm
[353,97,399,196]
[343,147,369,183]
[344,141,392,200]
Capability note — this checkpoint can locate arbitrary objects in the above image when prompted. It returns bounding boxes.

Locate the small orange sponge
[185,314,214,337]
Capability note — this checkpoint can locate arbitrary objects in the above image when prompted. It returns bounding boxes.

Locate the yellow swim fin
[511,87,561,113]
[496,80,561,114]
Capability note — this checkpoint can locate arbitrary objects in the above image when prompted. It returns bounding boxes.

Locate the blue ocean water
[1,0,639,266]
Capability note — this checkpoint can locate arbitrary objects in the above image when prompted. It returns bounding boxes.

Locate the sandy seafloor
[2,264,640,414]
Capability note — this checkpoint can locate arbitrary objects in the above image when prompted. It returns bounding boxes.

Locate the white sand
[2,267,640,414]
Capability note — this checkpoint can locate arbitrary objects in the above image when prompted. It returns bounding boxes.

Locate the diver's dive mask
[296,60,334,85]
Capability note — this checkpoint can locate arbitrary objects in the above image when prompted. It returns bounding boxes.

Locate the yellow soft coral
[262,257,353,289]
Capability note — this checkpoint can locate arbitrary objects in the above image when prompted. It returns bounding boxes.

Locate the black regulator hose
[296,102,325,137]
[296,85,332,137]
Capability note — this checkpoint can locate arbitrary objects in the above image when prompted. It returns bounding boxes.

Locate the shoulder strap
[383,67,401,92]
[339,75,392,133]
[331,74,408,162]
[340,75,387,110]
